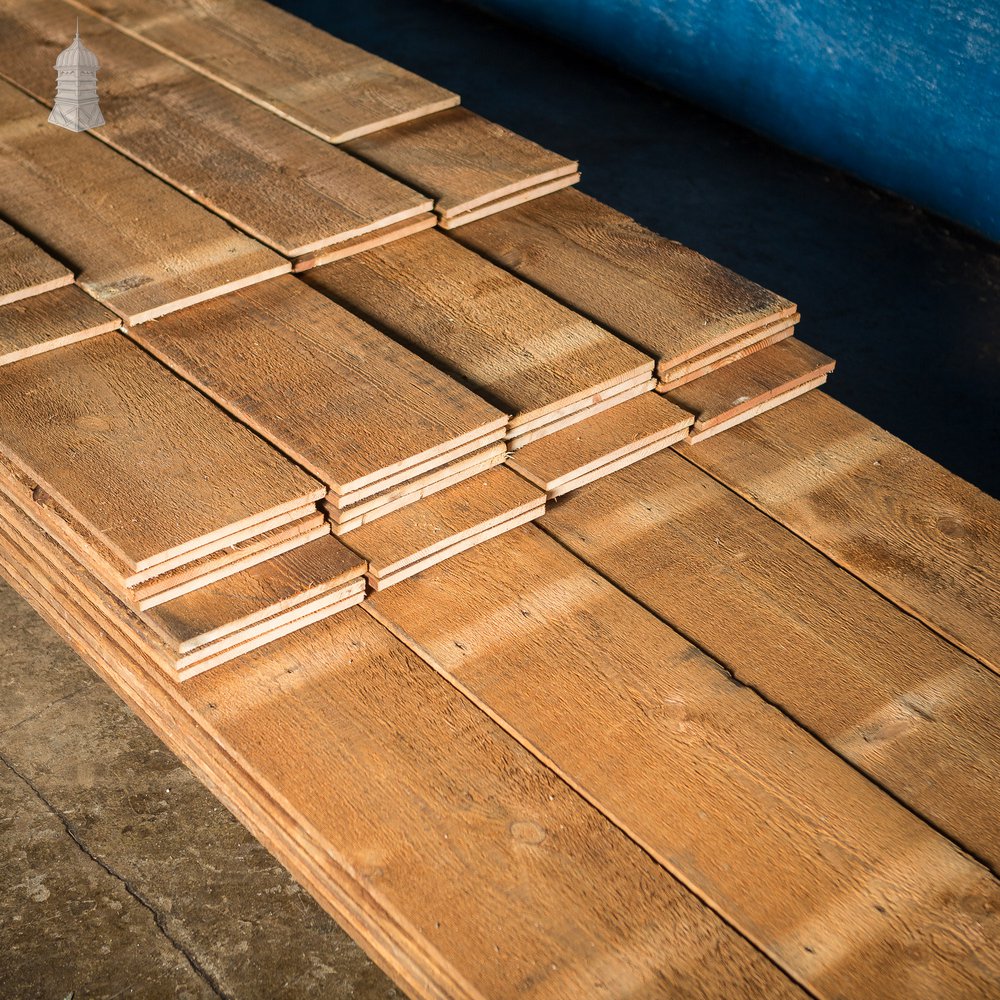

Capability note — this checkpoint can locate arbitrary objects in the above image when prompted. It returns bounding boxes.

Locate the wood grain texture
[368,525,1000,1000]
[667,338,836,432]
[0,218,72,306]
[0,334,322,571]
[679,391,1000,673]
[0,81,287,324]
[507,392,693,492]
[304,230,654,428]
[0,495,801,999]
[437,172,582,230]
[292,213,438,272]
[345,466,545,578]
[67,0,459,143]
[344,107,578,220]
[541,447,1000,872]
[133,277,506,497]
[0,283,120,367]
[144,534,366,653]
[454,188,797,373]
[0,0,433,258]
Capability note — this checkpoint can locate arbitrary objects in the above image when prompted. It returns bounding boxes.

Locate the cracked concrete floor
[0,579,401,1000]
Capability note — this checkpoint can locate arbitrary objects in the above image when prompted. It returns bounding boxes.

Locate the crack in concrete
[0,683,93,738]
[0,747,232,1000]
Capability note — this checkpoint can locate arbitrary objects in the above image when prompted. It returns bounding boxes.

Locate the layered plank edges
[0,334,369,679]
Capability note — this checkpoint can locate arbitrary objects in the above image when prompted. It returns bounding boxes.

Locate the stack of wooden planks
[0,333,370,679]
[0,218,72,306]
[130,277,510,535]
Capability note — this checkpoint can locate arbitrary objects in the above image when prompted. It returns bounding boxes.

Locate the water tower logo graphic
[48,20,105,132]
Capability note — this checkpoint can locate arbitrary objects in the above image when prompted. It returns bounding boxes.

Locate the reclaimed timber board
[142,534,366,653]
[454,188,798,374]
[0,499,800,999]
[667,338,836,435]
[0,218,73,306]
[368,524,1000,1000]
[304,230,654,430]
[0,81,287,324]
[508,392,694,493]
[69,0,459,143]
[0,0,434,259]
[344,466,545,579]
[679,391,1000,674]
[0,283,120,367]
[344,107,579,224]
[132,277,508,497]
[540,447,1000,871]
[0,334,323,572]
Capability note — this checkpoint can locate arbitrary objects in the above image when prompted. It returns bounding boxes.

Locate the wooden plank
[0,283,120,367]
[679,391,1000,673]
[344,107,579,222]
[368,525,1000,1000]
[0,80,287,324]
[0,494,801,999]
[0,218,73,306]
[539,447,1000,872]
[304,230,654,429]
[0,334,323,572]
[143,534,366,653]
[68,0,459,143]
[667,338,836,434]
[345,466,545,579]
[292,213,437,272]
[437,173,582,230]
[0,0,434,259]
[132,276,508,496]
[508,393,694,493]
[454,188,797,374]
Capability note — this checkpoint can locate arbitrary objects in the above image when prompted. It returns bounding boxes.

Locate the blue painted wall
[468,0,1000,240]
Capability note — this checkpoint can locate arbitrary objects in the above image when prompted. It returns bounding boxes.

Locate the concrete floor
[2,2,998,998]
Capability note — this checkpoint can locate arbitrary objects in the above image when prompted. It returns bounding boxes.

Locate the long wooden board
[0,283,120,367]
[679,392,1000,674]
[508,392,694,494]
[304,230,654,429]
[454,188,798,374]
[0,493,801,999]
[667,338,836,435]
[344,108,579,225]
[0,334,323,572]
[0,81,287,324]
[0,0,433,259]
[540,447,1000,872]
[368,525,1000,1000]
[0,218,73,306]
[68,0,458,143]
[132,276,508,496]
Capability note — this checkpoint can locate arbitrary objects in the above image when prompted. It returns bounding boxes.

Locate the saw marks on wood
[508,392,693,497]
[667,338,836,442]
[0,333,323,572]
[541,448,1000,871]
[304,229,654,438]
[131,276,508,514]
[0,491,802,999]
[344,466,546,588]
[455,187,798,376]
[0,0,434,260]
[0,80,287,324]
[0,218,73,306]
[343,107,580,227]
[369,525,1000,1000]
[681,391,1000,674]
[0,283,120,367]
[69,0,458,143]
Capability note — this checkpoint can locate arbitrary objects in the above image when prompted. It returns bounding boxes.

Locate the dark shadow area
[281,0,1000,497]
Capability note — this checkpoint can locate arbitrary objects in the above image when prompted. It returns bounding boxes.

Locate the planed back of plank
[454,188,798,372]
[0,80,287,324]
[0,334,323,571]
[69,0,459,142]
